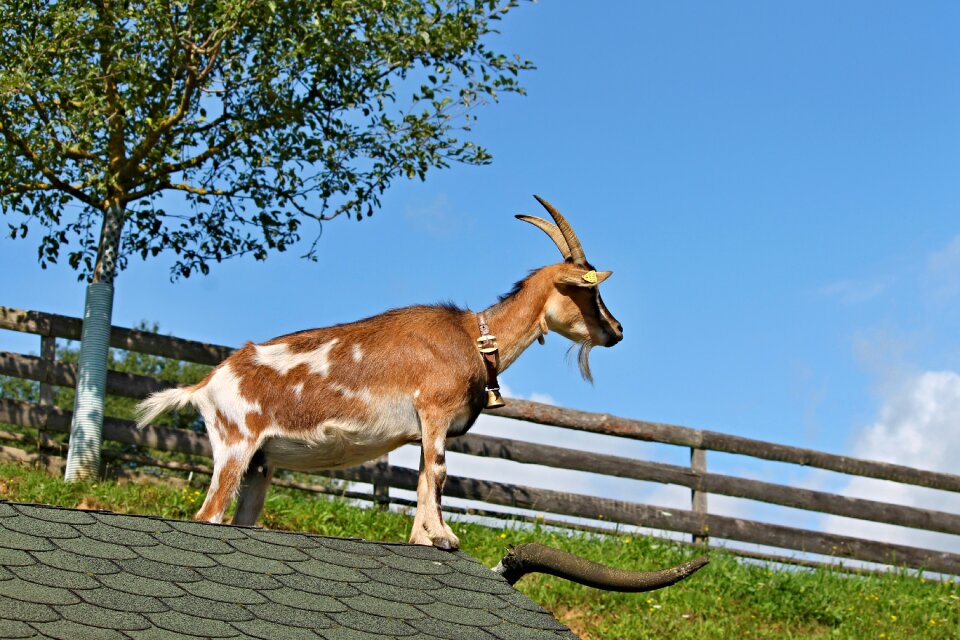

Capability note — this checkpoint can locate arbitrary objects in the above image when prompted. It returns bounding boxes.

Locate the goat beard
[566,340,594,383]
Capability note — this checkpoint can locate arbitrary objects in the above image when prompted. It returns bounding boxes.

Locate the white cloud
[816,276,893,305]
[928,235,960,275]
[821,371,960,553]
[402,193,465,239]
[846,371,960,476]
[926,234,960,304]
[527,391,556,405]
[850,327,921,399]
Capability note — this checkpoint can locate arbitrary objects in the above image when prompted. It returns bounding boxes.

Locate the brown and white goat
[136,196,623,549]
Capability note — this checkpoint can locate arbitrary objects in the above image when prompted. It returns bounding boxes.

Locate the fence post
[372,454,390,510]
[37,335,56,454]
[691,447,708,544]
[38,335,56,408]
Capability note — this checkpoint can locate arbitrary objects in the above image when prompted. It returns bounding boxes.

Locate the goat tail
[135,386,198,429]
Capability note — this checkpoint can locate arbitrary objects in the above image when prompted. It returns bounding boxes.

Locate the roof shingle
[0,502,578,639]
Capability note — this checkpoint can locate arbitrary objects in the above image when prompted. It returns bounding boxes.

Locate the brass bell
[485,387,505,409]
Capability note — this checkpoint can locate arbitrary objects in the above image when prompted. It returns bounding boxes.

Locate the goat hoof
[408,530,433,547]
[431,533,460,551]
[409,525,459,550]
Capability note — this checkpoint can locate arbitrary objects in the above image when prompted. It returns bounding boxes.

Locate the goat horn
[492,543,709,591]
[515,215,571,260]
[533,195,587,265]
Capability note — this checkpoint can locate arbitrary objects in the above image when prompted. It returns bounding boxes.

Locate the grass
[0,462,957,640]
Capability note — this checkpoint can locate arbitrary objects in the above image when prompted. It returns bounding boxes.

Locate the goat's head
[517,196,623,381]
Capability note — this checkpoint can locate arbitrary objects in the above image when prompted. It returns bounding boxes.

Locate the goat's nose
[607,327,623,346]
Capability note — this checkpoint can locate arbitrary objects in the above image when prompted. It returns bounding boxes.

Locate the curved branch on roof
[491,543,709,591]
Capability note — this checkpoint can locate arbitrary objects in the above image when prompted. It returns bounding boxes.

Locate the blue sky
[3,2,959,550]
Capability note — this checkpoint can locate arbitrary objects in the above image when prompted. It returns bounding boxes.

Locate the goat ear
[590,270,613,285]
[556,270,612,288]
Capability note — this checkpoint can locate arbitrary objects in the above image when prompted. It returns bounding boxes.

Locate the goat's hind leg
[196,437,258,524]
[232,450,273,526]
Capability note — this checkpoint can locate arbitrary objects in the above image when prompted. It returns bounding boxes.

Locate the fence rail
[2,305,959,575]
[7,349,960,536]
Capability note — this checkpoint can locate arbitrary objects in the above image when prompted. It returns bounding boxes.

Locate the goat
[135,196,623,549]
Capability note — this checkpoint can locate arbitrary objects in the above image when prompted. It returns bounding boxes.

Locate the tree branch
[0,182,57,195]
[17,91,97,164]
[124,1,250,178]
[130,128,239,190]
[126,179,233,201]
[123,49,200,176]
[97,2,122,172]
[0,117,98,207]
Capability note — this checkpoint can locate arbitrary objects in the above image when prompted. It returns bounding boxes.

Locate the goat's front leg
[409,415,459,550]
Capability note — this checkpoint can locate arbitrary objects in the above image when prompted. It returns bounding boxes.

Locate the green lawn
[0,462,956,640]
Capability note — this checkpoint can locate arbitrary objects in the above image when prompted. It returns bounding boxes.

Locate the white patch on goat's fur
[414,389,421,399]
[262,394,419,471]
[330,382,373,404]
[352,344,363,363]
[434,436,446,454]
[222,440,252,461]
[195,363,261,442]
[291,382,304,398]
[254,339,338,376]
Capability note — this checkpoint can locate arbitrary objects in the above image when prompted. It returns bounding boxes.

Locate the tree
[0,0,532,479]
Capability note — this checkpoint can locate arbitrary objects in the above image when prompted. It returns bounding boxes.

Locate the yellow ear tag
[582,270,598,284]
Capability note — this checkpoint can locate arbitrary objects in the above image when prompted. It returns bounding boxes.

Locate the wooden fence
[2,305,960,575]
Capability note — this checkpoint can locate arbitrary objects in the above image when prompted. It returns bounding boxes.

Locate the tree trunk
[64,202,124,481]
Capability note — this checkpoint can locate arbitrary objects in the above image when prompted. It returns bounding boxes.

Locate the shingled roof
[0,501,578,640]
